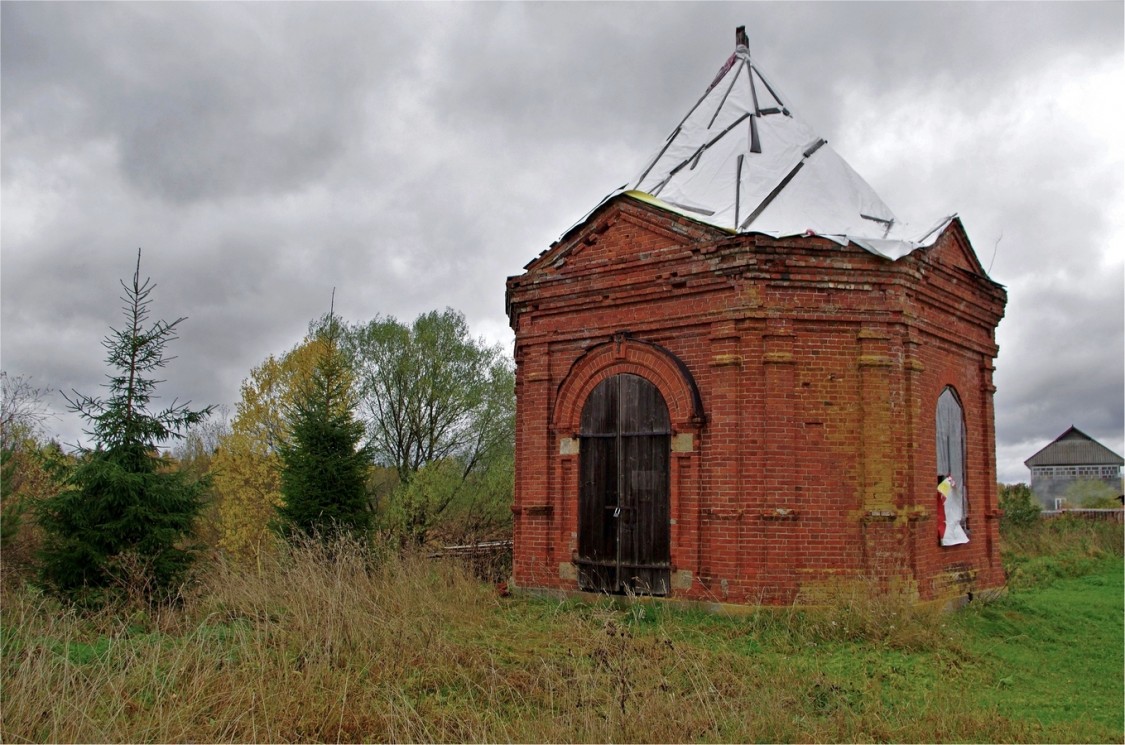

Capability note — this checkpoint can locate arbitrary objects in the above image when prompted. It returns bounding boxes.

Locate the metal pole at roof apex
[736,26,749,50]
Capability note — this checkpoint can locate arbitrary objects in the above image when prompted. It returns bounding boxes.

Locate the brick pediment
[927,218,992,281]
[521,195,725,280]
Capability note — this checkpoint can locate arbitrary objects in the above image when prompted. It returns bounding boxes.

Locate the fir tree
[36,250,213,603]
[276,311,371,540]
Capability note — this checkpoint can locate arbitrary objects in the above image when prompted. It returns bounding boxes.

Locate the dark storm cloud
[2,2,412,202]
[996,267,1125,442]
[2,2,1122,481]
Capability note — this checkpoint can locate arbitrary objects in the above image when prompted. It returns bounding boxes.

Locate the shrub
[998,482,1040,530]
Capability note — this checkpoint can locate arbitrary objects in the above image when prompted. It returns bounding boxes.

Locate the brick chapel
[506,28,1007,605]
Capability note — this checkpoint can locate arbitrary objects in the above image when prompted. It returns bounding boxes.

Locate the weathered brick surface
[506,196,1007,604]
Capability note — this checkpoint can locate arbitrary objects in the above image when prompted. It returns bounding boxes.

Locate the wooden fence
[1040,509,1124,523]
[428,539,513,582]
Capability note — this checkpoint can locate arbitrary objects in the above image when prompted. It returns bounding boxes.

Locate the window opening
[936,387,969,546]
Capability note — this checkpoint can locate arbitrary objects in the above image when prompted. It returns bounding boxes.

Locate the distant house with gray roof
[1024,426,1124,509]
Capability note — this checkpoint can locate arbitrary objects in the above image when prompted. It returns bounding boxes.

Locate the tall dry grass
[1000,514,1124,589]
[0,533,1062,743]
[3,537,498,742]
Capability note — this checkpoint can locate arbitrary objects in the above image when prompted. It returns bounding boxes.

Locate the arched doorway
[576,373,671,595]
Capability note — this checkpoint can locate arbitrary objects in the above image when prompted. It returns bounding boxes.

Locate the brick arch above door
[553,334,705,433]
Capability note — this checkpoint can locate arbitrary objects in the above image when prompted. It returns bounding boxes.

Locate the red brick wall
[507,195,1007,604]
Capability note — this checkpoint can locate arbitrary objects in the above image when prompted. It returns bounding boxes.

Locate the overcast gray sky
[2,1,1122,483]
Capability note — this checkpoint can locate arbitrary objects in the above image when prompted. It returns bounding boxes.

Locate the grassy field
[2,519,1122,743]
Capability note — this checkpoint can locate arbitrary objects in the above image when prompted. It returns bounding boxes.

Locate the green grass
[2,522,1122,743]
[958,559,1124,741]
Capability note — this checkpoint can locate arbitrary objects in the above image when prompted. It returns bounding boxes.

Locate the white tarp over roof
[601,28,954,261]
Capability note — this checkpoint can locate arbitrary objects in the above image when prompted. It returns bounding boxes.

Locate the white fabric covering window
[936,388,969,546]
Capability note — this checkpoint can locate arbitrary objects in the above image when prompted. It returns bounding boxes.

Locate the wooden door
[577,374,671,595]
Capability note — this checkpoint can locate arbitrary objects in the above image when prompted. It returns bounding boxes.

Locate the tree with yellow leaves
[212,337,325,559]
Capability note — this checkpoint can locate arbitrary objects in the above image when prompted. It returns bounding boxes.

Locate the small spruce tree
[276,311,371,540]
[36,250,213,603]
